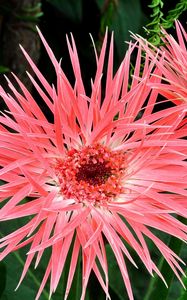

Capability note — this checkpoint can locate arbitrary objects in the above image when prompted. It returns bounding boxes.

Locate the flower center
[75,161,112,186]
[55,144,126,203]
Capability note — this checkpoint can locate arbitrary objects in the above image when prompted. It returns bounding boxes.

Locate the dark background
[0,0,186,92]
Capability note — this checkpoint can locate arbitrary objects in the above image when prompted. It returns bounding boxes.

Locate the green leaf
[96,0,147,61]
[67,253,81,300]
[95,0,105,10]
[46,0,83,22]
[0,261,7,298]
[149,0,163,8]
[177,282,187,300]
[1,253,47,300]
[176,250,187,300]
[0,219,49,300]
[106,244,128,300]
[0,66,9,73]
[144,216,187,300]
[103,0,147,61]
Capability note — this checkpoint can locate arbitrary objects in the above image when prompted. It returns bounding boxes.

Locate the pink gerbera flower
[0,29,187,300]
[137,21,187,106]
[158,21,187,105]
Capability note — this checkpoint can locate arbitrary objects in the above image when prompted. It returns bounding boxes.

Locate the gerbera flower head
[136,21,187,105]
[0,28,187,300]
[159,21,187,104]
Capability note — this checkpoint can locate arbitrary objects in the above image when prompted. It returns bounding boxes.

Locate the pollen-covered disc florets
[55,144,126,203]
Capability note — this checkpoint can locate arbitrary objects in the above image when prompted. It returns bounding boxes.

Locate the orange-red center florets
[55,144,126,203]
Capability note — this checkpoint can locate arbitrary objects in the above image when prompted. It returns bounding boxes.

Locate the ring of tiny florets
[55,144,126,203]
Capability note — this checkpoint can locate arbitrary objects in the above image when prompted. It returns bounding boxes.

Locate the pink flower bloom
[0,29,187,300]
[137,21,187,106]
[158,21,187,105]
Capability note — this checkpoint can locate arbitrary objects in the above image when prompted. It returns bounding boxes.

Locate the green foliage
[177,276,187,300]
[0,66,9,73]
[15,2,43,22]
[106,243,151,300]
[144,217,187,300]
[96,0,147,60]
[0,2,43,23]
[0,218,82,300]
[0,262,6,298]
[146,0,164,45]
[0,221,49,300]
[176,243,187,300]
[67,253,82,300]
[146,0,187,45]
[1,253,47,300]
[106,244,127,300]
[99,0,117,36]
[46,0,83,23]
[162,0,187,28]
